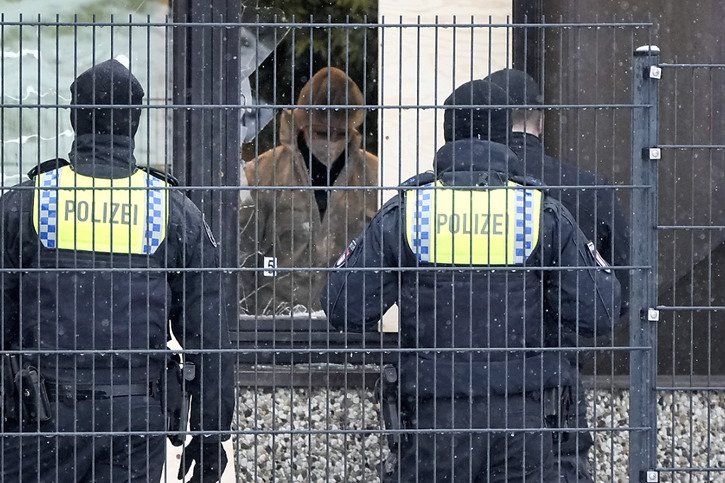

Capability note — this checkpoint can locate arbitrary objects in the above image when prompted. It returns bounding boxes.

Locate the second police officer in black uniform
[323,79,621,481]
[0,58,234,482]
[485,68,630,482]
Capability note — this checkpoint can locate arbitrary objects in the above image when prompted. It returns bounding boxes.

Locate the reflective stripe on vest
[32,165,168,255]
[405,181,542,265]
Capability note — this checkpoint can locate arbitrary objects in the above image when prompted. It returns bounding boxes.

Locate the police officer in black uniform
[0,58,234,482]
[485,68,630,482]
[323,79,621,482]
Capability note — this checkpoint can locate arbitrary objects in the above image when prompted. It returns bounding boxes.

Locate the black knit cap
[70,58,145,137]
[484,68,543,107]
[443,79,510,144]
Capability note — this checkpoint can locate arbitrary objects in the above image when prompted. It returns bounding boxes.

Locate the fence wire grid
[0,11,721,483]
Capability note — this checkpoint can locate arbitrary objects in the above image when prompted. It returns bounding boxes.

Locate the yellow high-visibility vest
[405,181,542,265]
[33,165,168,255]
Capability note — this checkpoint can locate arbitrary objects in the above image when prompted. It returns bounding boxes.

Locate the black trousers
[386,394,558,482]
[1,395,166,482]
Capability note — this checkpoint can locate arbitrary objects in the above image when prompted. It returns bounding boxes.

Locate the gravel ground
[589,390,725,482]
[233,387,725,482]
[233,388,388,482]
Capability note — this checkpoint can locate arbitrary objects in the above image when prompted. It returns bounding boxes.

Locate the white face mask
[305,136,347,166]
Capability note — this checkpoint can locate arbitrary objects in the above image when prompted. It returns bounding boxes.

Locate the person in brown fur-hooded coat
[240,67,379,315]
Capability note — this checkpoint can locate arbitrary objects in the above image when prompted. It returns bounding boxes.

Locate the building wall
[377,0,513,194]
[537,0,725,375]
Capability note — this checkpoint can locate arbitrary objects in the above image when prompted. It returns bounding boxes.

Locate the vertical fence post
[172,0,241,331]
[629,45,660,483]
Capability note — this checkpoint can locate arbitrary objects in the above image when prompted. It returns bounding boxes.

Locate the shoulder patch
[334,239,358,268]
[203,217,218,248]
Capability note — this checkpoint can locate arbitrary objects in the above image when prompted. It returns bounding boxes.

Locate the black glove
[178,436,228,483]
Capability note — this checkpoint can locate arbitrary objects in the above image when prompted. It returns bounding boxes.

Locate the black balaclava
[484,68,543,107]
[70,58,145,137]
[443,79,510,144]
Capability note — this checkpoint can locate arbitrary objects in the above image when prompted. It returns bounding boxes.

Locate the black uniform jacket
[323,139,621,398]
[508,131,630,314]
[0,134,234,438]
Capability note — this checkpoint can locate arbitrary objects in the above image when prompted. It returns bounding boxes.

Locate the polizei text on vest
[436,213,506,235]
[64,200,140,225]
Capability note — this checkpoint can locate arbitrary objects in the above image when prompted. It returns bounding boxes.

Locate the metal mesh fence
[656,61,725,482]
[0,10,719,483]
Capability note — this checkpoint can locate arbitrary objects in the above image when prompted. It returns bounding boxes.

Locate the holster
[543,385,574,444]
[163,355,194,446]
[543,387,560,420]
[377,365,405,477]
[3,355,52,424]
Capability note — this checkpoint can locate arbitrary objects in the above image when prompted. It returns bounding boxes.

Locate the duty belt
[47,381,156,401]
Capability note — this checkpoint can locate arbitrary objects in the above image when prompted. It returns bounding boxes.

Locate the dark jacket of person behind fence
[323,135,621,482]
[484,68,630,315]
[0,58,234,482]
[485,68,631,482]
[240,67,378,315]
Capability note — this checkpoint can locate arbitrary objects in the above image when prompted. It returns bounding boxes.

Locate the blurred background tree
[243,0,378,160]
